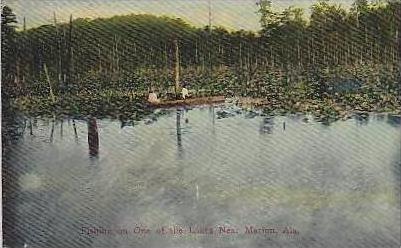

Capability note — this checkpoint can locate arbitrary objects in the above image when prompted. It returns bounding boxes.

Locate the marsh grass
[13,64,400,122]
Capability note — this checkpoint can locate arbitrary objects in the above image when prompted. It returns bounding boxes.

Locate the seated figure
[181,87,189,99]
[148,92,160,103]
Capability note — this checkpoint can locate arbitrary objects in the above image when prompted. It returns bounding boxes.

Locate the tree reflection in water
[88,117,99,158]
[260,117,274,134]
[176,109,183,158]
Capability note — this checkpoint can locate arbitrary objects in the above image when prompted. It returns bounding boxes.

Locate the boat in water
[148,38,225,108]
[149,95,225,108]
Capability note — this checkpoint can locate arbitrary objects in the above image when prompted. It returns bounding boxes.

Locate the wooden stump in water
[88,117,99,157]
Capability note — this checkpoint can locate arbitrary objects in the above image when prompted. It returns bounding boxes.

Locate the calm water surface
[3,106,401,248]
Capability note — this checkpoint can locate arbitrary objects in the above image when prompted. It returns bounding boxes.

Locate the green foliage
[1,6,18,97]
[1,1,400,118]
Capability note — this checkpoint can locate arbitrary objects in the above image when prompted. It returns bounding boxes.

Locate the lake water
[3,106,401,248]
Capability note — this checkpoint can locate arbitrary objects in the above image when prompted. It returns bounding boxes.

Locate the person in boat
[181,84,190,99]
[148,91,160,103]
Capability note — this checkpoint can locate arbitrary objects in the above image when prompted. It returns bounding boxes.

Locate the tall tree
[1,6,18,96]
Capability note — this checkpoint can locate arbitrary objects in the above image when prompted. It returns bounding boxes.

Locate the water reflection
[260,117,274,134]
[60,120,64,138]
[2,109,401,248]
[87,117,99,158]
[49,117,55,143]
[209,106,216,135]
[119,115,135,129]
[29,118,33,135]
[388,114,401,127]
[355,112,370,126]
[72,119,78,142]
[176,109,183,157]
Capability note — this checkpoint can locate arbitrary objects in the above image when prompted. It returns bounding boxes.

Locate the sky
[4,0,353,31]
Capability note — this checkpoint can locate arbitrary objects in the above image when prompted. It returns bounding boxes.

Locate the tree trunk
[54,12,62,88]
[174,39,180,98]
[66,14,73,87]
[44,63,56,103]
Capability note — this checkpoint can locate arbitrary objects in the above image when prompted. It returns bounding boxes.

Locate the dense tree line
[258,0,400,68]
[1,0,400,98]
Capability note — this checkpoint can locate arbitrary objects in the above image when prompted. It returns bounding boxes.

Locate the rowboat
[149,95,225,108]
[148,37,226,108]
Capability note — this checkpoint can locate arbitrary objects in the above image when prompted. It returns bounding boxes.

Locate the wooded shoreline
[11,64,400,122]
[2,1,400,122]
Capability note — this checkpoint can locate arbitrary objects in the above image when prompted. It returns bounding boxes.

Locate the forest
[1,0,401,119]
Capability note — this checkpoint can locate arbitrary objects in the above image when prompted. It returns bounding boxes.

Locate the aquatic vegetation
[12,64,400,123]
